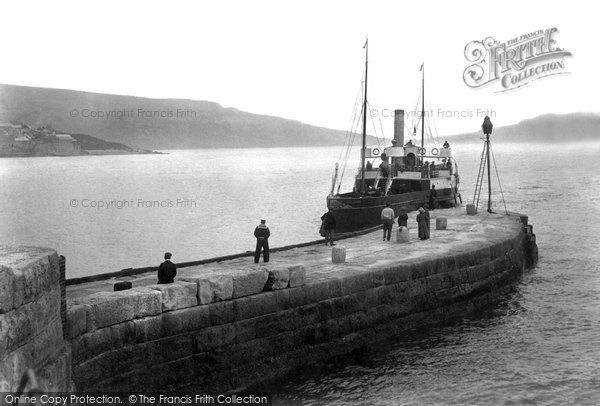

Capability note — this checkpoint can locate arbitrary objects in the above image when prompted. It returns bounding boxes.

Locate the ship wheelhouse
[355,143,457,199]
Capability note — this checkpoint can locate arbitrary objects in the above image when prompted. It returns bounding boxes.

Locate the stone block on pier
[232,269,269,298]
[436,217,448,230]
[332,246,346,263]
[74,287,162,329]
[466,204,477,215]
[148,282,198,312]
[396,227,410,243]
[0,265,14,313]
[1,247,59,311]
[180,274,234,304]
[288,265,306,287]
[66,304,87,339]
[77,291,135,330]
[129,288,163,318]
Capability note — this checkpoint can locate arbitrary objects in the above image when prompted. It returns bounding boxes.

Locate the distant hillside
[447,113,600,143]
[0,84,368,150]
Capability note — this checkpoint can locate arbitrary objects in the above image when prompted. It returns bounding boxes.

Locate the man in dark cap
[429,184,437,210]
[157,252,176,284]
[321,208,337,246]
[254,219,270,263]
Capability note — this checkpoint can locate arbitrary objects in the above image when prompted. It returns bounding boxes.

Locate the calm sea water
[0,147,350,277]
[1,142,599,404]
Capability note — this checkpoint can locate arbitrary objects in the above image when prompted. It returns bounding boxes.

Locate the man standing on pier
[397,206,408,228]
[424,204,431,239]
[429,185,437,210]
[157,252,176,284]
[321,208,337,246]
[254,219,270,263]
[381,203,395,241]
[416,208,429,240]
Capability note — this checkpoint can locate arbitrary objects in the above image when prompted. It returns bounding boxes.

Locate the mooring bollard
[397,226,410,243]
[114,281,133,291]
[466,204,477,215]
[332,246,346,263]
[436,217,447,230]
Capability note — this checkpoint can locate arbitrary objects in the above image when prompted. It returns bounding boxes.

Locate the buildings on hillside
[0,123,80,156]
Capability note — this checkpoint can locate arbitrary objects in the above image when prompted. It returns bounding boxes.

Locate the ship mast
[420,63,425,165]
[360,38,368,194]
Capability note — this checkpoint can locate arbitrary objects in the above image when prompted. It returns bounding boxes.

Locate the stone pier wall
[67,221,536,392]
[0,247,73,391]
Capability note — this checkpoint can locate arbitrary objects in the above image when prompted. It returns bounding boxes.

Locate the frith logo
[463,28,572,92]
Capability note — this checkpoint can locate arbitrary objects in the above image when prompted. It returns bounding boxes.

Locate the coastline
[0,150,166,158]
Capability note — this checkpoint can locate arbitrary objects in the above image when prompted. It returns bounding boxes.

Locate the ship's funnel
[394,109,404,146]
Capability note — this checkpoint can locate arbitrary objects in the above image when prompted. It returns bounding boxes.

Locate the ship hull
[327,188,461,233]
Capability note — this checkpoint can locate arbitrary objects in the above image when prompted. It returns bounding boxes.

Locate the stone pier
[1,208,538,392]
[0,247,73,391]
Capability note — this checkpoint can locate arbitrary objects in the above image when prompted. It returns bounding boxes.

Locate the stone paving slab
[67,208,523,300]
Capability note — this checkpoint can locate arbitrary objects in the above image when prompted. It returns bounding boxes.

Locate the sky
[1,0,597,137]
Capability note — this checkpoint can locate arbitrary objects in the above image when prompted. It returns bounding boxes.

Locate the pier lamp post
[482,116,493,213]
